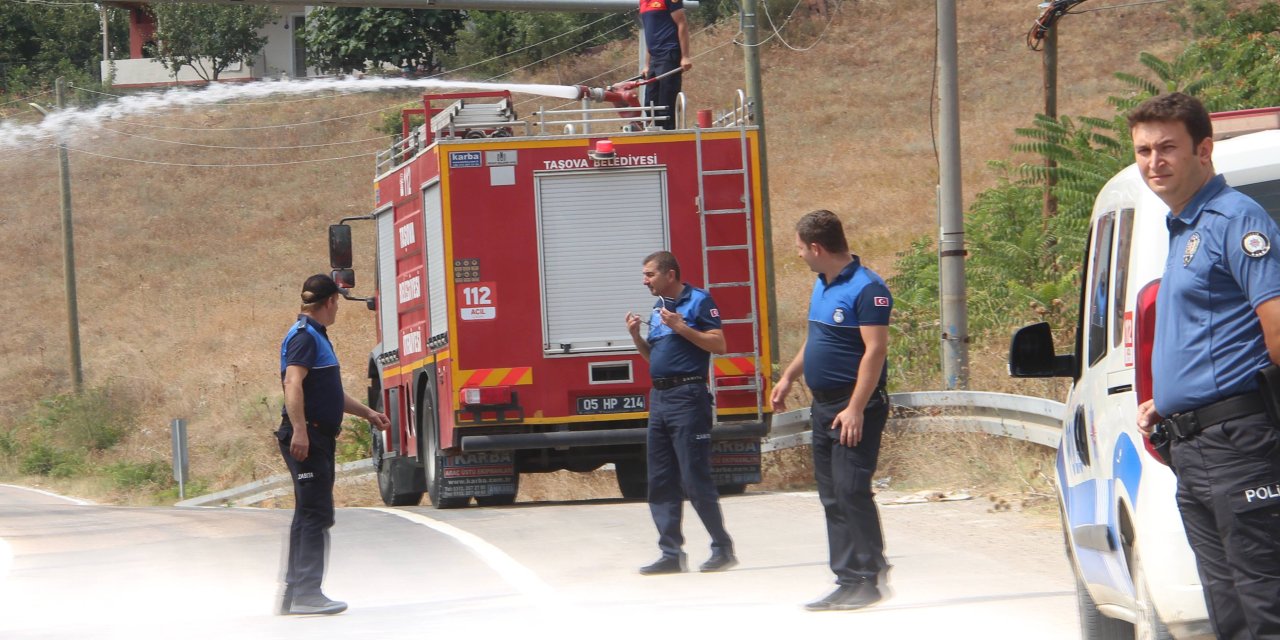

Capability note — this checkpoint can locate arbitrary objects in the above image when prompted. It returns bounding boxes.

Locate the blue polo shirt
[1152,174,1280,416]
[647,283,721,378]
[803,256,893,391]
[640,0,684,55]
[279,315,345,428]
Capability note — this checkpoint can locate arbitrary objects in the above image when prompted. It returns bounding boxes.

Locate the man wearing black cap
[276,274,390,616]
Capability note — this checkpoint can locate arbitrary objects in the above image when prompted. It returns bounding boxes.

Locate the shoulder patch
[832,308,845,323]
[874,296,890,307]
[1243,231,1271,258]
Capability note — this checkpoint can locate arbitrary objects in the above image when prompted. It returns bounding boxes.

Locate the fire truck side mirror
[329,224,354,269]
[332,268,356,290]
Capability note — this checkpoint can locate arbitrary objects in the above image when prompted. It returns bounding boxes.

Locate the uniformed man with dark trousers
[625,251,737,574]
[1132,93,1280,639]
[277,274,391,616]
[639,0,691,130]
[771,210,893,611]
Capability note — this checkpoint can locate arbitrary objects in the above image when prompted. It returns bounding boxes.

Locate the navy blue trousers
[1171,411,1280,640]
[277,423,336,596]
[647,383,733,558]
[644,49,683,130]
[810,391,889,586]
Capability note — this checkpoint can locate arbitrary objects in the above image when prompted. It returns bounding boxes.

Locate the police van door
[1065,210,1132,594]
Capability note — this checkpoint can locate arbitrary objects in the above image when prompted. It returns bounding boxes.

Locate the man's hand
[770,378,792,412]
[680,57,693,72]
[626,312,643,337]
[658,307,687,332]
[833,405,864,447]
[1137,399,1163,437]
[289,429,310,462]
[367,410,391,431]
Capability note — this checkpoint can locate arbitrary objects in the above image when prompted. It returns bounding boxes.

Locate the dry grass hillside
[0,0,1193,502]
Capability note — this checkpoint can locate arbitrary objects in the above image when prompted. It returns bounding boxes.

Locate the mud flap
[710,439,761,486]
[439,450,518,500]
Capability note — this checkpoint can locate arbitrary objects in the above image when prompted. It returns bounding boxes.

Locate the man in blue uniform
[639,0,691,130]
[771,210,893,611]
[625,251,736,574]
[1132,93,1280,639]
[277,274,390,616]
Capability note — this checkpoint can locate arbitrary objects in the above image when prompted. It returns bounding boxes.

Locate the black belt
[1162,391,1267,440]
[652,375,706,390]
[811,385,855,403]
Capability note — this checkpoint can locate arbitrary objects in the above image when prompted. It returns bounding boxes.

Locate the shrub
[20,443,82,478]
[33,385,135,452]
[105,460,173,489]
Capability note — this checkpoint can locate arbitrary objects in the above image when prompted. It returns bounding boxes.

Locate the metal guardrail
[179,391,1064,507]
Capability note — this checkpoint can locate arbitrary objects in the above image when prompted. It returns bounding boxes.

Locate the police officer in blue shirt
[626,251,737,574]
[639,0,691,130]
[1132,93,1280,639]
[277,274,390,616]
[771,210,893,612]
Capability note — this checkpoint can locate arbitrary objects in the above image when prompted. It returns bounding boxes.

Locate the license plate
[576,394,646,415]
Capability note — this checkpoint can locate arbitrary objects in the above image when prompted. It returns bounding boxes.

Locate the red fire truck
[328,87,772,507]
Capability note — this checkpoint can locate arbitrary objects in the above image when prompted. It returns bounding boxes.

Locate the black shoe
[276,586,294,616]
[804,583,881,611]
[639,555,687,575]
[699,552,738,573]
[288,592,348,615]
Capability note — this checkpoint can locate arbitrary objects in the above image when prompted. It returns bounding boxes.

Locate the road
[0,483,1078,639]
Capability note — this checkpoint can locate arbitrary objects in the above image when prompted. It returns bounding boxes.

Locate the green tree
[150,4,278,81]
[0,4,128,95]
[305,8,466,75]
[447,11,635,78]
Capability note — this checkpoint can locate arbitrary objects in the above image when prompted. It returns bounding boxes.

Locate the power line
[63,145,374,167]
[96,125,392,150]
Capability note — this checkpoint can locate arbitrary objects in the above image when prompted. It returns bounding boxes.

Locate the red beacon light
[588,139,616,161]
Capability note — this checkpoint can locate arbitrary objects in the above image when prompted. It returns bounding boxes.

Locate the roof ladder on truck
[695,93,763,425]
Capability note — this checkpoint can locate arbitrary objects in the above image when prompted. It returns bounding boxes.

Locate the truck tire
[615,459,648,500]
[372,426,424,507]
[422,386,469,509]
[717,483,747,496]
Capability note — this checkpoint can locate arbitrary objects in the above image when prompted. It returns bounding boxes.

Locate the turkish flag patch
[874,297,889,307]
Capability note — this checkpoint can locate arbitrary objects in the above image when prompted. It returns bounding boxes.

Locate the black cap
[301,273,340,304]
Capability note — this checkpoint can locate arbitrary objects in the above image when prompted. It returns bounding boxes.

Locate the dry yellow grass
[0,0,1193,502]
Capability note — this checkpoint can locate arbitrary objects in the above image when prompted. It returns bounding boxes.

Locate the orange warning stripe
[459,367,533,387]
[713,357,757,377]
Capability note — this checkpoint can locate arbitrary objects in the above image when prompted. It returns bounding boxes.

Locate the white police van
[1008,108,1280,640]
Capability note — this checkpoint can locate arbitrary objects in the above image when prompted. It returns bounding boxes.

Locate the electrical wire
[96,125,392,150]
[757,0,839,52]
[63,145,374,167]
[1027,0,1089,51]
[0,90,52,109]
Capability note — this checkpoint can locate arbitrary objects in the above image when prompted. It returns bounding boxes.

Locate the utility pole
[936,0,969,390]
[740,0,778,364]
[53,78,85,394]
[1042,24,1058,220]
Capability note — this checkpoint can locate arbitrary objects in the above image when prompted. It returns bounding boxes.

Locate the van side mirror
[329,224,353,270]
[331,268,355,290]
[1009,322,1076,378]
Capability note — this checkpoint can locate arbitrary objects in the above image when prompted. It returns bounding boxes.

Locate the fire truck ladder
[695,103,763,425]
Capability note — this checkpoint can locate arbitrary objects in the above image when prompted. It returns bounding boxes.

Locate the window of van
[1112,209,1135,349]
[1088,213,1116,366]
[1234,179,1280,225]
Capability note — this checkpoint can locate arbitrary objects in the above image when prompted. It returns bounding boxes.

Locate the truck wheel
[422,389,469,509]
[615,459,648,500]
[1132,549,1174,640]
[475,474,519,507]
[372,427,424,507]
[717,483,747,496]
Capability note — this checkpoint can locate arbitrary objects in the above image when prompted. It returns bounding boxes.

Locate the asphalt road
[0,483,1079,639]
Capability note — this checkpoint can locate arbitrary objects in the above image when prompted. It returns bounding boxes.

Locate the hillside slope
[0,0,1189,500]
